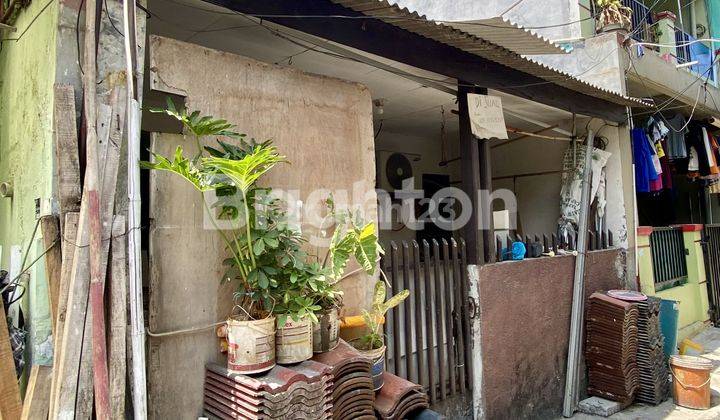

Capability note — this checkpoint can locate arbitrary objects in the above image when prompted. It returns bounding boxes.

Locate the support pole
[563,130,595,417]
[458,83,484,263]
[122,0,147,417]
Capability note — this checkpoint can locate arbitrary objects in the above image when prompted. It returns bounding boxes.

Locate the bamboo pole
[122,0,148,416]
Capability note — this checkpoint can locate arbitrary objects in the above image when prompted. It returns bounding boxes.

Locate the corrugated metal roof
[331,0,650,107]
[446,17,566,55]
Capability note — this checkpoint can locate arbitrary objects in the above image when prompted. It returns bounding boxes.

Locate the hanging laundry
[632,128,659,193]
[664,114,689,159]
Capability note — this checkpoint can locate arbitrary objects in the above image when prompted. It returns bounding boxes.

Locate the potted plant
[595,0,632,33]
[308,197,383,353]
[142,99,287,373]
[354,280,408,390]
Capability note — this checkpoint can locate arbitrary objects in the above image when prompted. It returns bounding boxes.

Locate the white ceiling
[146,0,586,141]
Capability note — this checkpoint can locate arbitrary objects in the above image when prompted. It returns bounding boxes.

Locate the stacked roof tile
[312,339,376,419]
[585,293,639,403]
[375,372,429,419]
[635,296,670,405]
[203,361,333,419]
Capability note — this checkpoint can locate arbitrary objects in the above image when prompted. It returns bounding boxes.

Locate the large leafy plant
[142,99,286,317]
[357,281,409,350]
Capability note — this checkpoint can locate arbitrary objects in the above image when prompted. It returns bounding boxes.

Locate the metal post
[562,130,595,417]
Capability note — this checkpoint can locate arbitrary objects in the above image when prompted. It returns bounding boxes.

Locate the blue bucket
[659,299,680,359]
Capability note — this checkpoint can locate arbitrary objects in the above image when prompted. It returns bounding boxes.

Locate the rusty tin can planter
[313,307,340,353]
[358,345,386,391]
[276,317,313,364]
[226,316,276,374]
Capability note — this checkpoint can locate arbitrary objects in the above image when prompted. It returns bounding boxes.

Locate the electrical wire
[0,0,54,43]
[104,0,123,36]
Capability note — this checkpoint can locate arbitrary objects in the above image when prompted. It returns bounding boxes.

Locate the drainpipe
[562,130,595,417]
[122,0,147,417]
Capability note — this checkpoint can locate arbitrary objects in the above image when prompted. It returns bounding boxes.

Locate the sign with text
[467,94,508,140]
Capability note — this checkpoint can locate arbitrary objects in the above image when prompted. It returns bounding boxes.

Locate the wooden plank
[0,300,21,420]
[20,365,52,420]
[53,84,82,232]
[40,215,62,331]
[75,89,126,420]
[49,212,79,419]
[109,216,127,420]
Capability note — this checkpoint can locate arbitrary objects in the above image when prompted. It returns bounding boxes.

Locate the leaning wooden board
[0,305,21,419]
[21,365,52,420]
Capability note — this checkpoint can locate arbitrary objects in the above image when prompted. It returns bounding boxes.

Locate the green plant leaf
[372,281,386,310]
[354,222,378,275]
[381,289,410,314]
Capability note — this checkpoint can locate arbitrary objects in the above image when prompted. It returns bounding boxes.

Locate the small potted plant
[142,99,286,373]
[595,0,632,34]
[308,198,383,353]
[354,280,408,390]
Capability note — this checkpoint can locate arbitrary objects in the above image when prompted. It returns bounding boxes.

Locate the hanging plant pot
[226,316,276,374]
[276,317,313,364]
[313,307,340,353]
[357,345,386,391]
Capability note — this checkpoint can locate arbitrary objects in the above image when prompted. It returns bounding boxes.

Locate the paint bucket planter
[358,345,386,391]
[669,355,713,410]
[226,316,276,374]
[276,317,313,364]
[313,307,340,353]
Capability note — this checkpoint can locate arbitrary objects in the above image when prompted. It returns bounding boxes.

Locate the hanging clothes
[632,128,659,193]
[664,114,689,159]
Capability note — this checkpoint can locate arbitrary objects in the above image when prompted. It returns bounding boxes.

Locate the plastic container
[313,307,340,353]
[660,299,680,359]
[276,317,313,364]
[226,317,276,374]
[669,355,713,409]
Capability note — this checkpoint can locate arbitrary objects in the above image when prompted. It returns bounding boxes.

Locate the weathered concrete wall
[147,35,376,418]
[477,249,623,419]
[0,0,59,366]
[392,0,581,41]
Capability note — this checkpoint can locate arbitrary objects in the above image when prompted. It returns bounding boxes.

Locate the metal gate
[381,238,472,405]
[703,225,720,324]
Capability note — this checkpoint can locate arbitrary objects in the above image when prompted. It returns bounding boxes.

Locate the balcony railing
[675,28,716,83]
[622,0,653,41]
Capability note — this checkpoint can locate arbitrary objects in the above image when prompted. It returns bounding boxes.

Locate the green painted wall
[0,0,59,366]
[637,228,711,343]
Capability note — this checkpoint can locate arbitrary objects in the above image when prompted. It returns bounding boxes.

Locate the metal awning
[446,17,567,55]
[331,0,650,107]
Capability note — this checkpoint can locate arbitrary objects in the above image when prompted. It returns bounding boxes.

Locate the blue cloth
[688,34,713,81]
[632,128,658,193]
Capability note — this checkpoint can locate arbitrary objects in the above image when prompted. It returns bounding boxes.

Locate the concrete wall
[0,0,59,366]
[146,35,377,418]
[637,226,711,342]
[476,249,624,420]
[392,0,582,41]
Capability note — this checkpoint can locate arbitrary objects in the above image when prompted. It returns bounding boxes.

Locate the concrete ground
[572,327,720,420]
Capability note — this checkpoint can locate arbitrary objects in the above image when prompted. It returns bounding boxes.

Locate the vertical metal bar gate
[703,225,720,324]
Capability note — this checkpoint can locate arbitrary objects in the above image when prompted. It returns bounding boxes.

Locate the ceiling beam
[204,0,628,122]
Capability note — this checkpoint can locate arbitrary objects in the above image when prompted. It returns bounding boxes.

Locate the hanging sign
[467,94,508,140]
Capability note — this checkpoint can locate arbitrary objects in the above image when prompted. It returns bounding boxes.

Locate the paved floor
[571,327,720,419]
